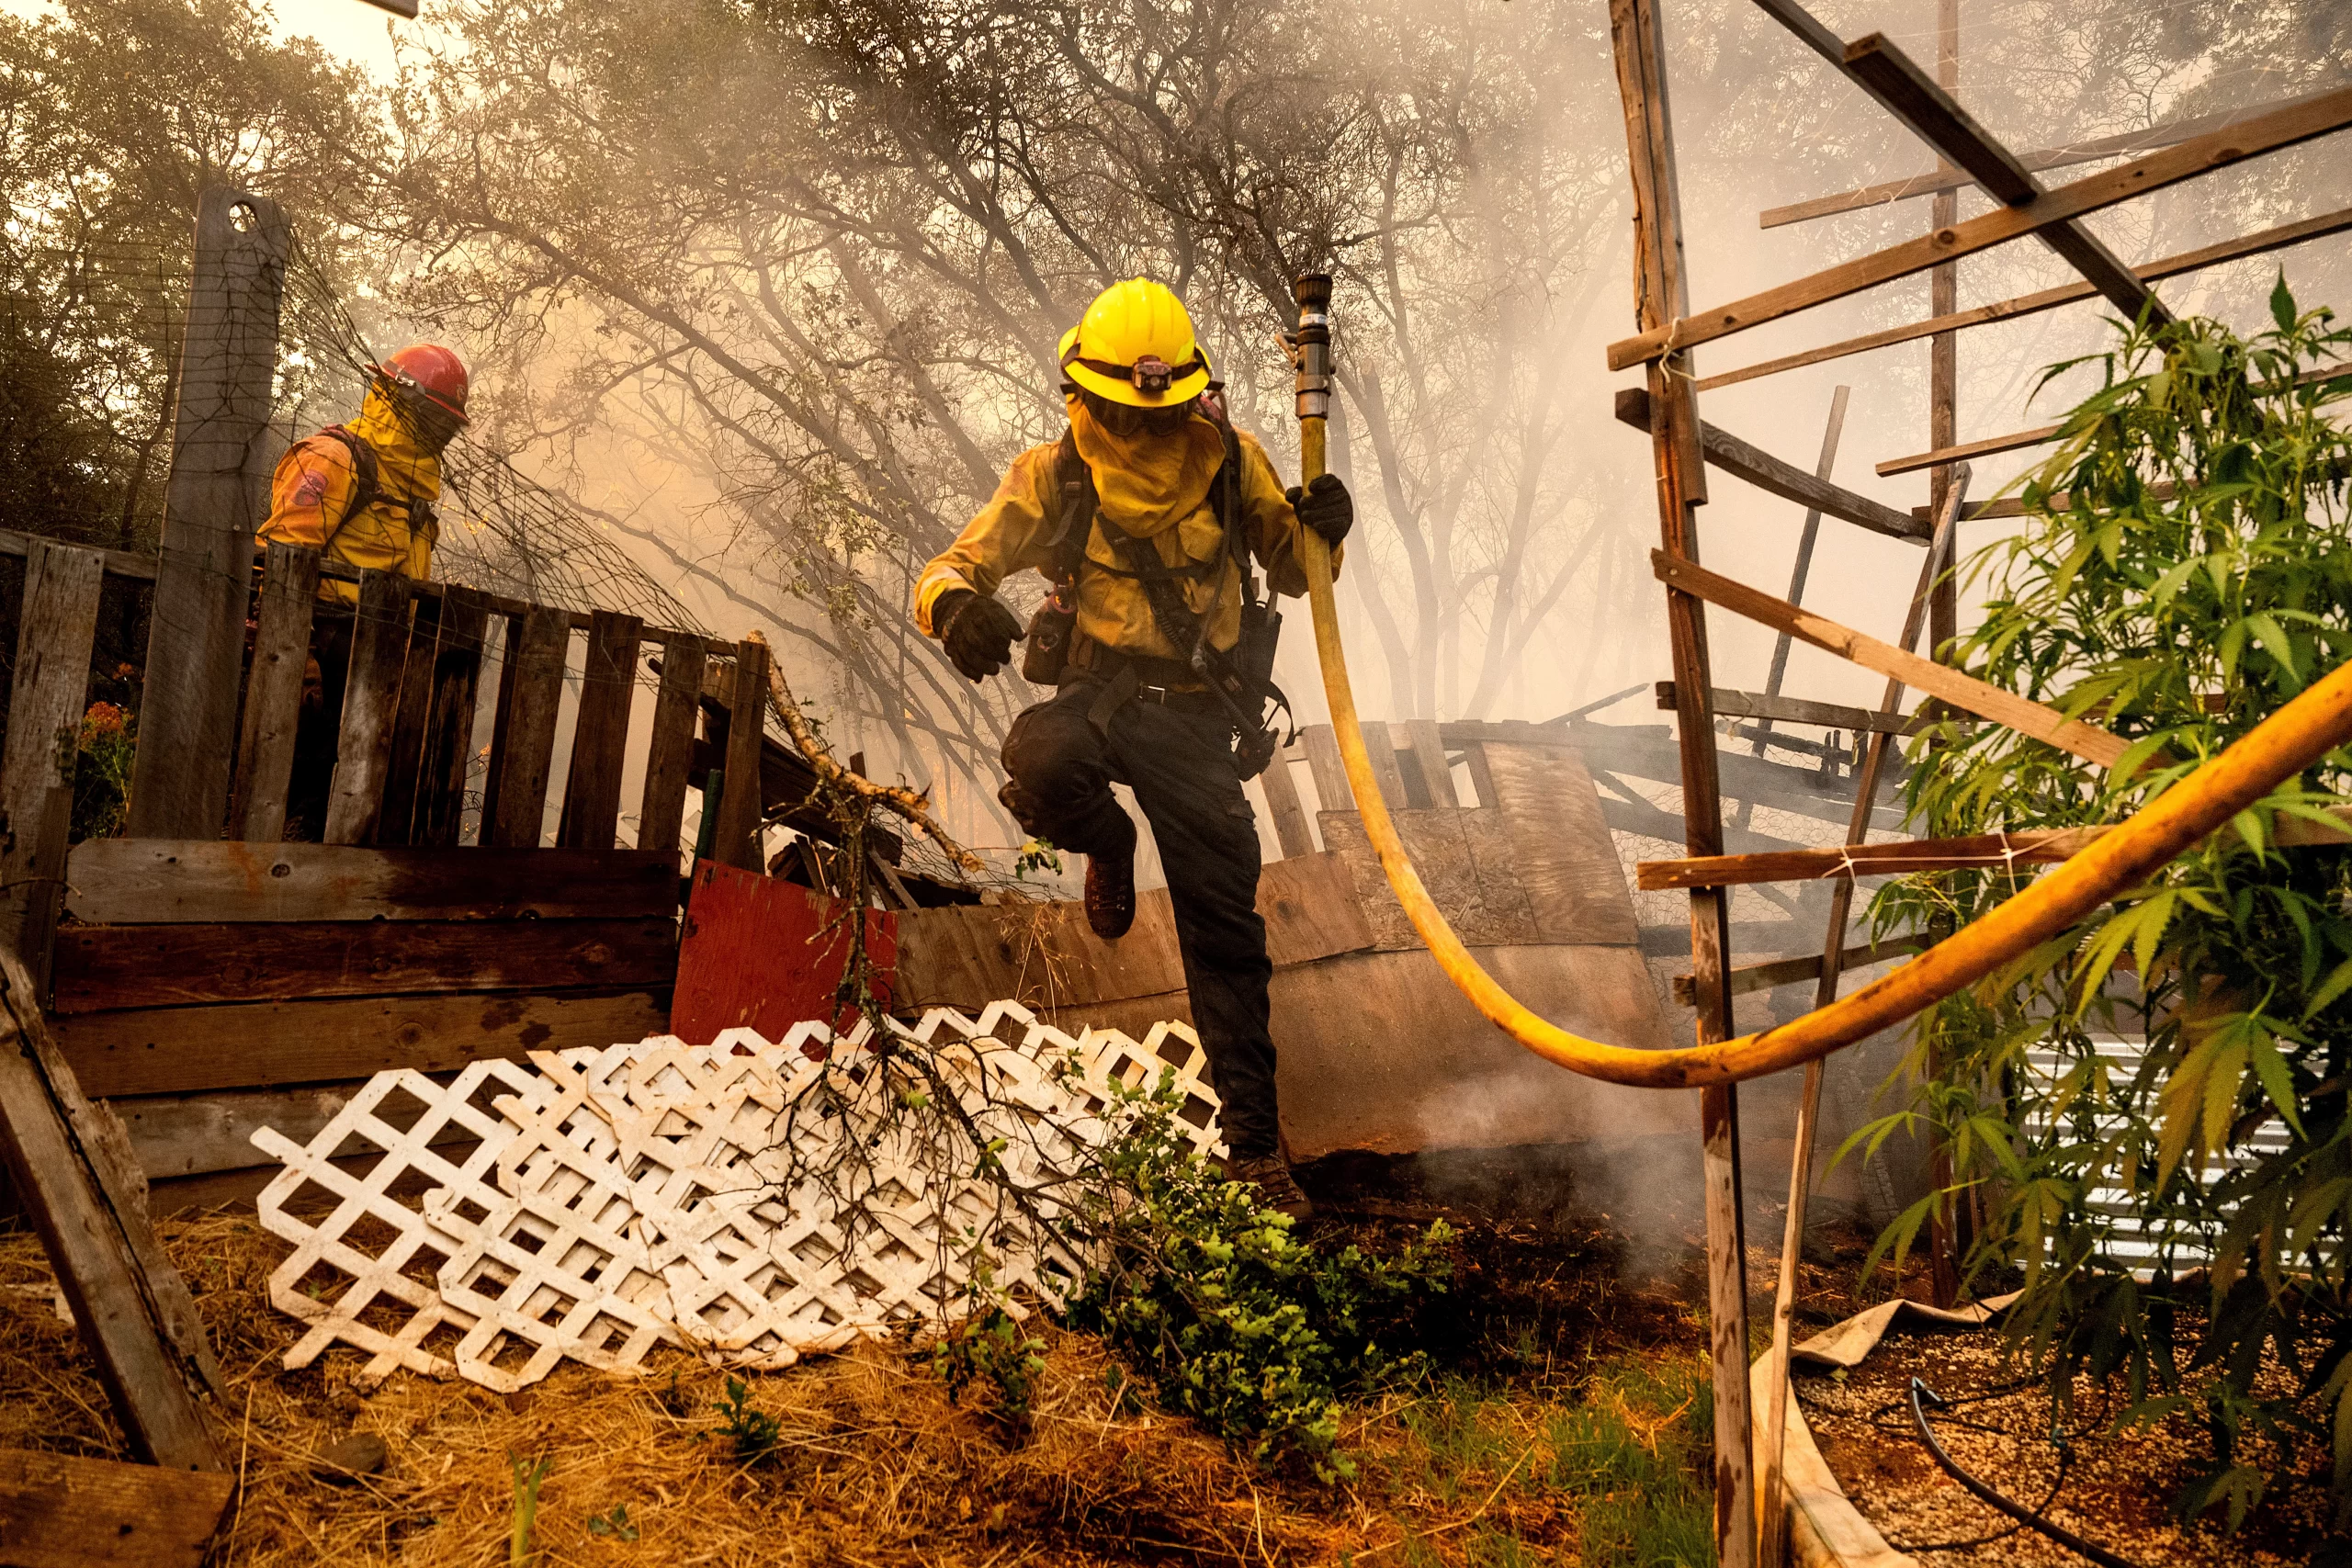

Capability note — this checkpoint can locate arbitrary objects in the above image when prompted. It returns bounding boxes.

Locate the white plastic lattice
[254,1003,1221,1392]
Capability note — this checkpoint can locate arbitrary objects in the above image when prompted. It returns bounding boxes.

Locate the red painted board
[672,859,897,1043]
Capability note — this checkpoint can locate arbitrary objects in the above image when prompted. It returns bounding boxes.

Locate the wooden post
[322,570,415,846]
[1405,717,1460,807]
[1255,754,1316,859]
[0,542,106,990]
[714,639,770,872]
[637,632,705,858]
[126,187,288,840]
[413,588,490,849]
[482,606,574,849]
[1607,3,1752,1563]
[557,610,644,850]
[0,946,224,1471]
[229,543,320,841]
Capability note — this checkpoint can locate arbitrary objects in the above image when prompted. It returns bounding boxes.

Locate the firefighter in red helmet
[257,344,470,837]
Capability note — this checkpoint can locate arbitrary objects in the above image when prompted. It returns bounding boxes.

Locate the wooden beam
[1656,682,1924,736]
[0,948,224,1469]
[1606,85,2352,369]
[322,570,415,845]
[1614,388,1928,543]
[1404,717,1459,807]
[1648,550,2131,768]
[63,842,681,925]
[371,592,445,846]
[1355,719,1411,809]
[714,639,771,872]
[1671,936,1928,1006]
[0,526,155,582]
[127,187,288,840]
[1610,1,1750,1561]
[52,917,678,1013]
[0,542,105,987]
[557,609,643,850]
[1638,826,2098,889]
[1759,84,2352,229]
[638,634,704,857]
[1836,31,2165,322]
[1702,206,2352,393]
[229,543,320,841]
[411,587,489,848]
[1255,754,1317,859]
[482,604,572,849]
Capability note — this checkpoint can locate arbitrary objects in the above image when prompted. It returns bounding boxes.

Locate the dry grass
[0,1207,1723,1566]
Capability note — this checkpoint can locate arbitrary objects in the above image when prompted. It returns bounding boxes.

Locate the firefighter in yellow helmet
[913,279,1353,1217]
[256,344,470,837]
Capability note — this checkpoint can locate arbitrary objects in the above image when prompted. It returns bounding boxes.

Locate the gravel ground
[1799,1322,2335,1567]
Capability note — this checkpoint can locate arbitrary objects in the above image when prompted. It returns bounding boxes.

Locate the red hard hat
[372,343,469,423]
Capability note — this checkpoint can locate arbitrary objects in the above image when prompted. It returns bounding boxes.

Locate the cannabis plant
[1860,283,2352,1527]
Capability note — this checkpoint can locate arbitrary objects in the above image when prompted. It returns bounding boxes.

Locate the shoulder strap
[317,426,382,539]
[1045,429,1094,586]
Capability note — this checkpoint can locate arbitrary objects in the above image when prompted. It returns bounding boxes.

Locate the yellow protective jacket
[914,399,1340,668]
[257,384,441,606]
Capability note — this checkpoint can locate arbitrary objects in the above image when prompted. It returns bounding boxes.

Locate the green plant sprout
[711,1376,783,1465]
[507,1450,551,1567]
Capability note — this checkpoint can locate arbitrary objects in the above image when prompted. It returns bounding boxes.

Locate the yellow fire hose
[1285,275,2352,1090]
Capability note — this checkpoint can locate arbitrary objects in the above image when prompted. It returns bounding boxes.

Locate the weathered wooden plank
[322,570,415,846]
[0,950,224,1470]
[638,633,704,857]
[713,639,770,872]
[1828,28,2165,321]
[1318,807,1541,950]
[371,592,445,847]
[55,987,673,1100]
[483,604,572,849]
[1759,83,2349,229]
[1656,682,1922,737]
[1649,550,2130,768]
[1637,828,2094,889]
[1699,209,2352,394]
[0,542,105,984]
[0,1448,233,1567]
[1480,741,1644,945]
[108,1085,383,1180]
[1609,2,1747,1559]
[1254,755,1316,859]
[63,841,681,924]
[556,610,643,850]
[1607,85,2352,369]
[0,526,157,583]
[475,614,520,836]
[412,587,488,849]
[1403,718,1458,807]
[1670,936,1928,1007]
[229,542,320,842]
[1298,725,1350,812]
[1614,388,1927,543]
[126,187,288,840]
[1355,720,1409,809]
[53,917,679,1013]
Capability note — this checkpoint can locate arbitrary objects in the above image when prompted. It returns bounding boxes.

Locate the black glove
[934,588,1023,682]
[1287,471,1353,547]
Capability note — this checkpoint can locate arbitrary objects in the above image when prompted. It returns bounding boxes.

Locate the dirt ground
[1798,1304,2338,1568]
[5,1190,2334,1565]
[0,1200,1726,1567]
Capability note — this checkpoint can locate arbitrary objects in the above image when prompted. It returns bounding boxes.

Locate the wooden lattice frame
[254,1002,1223,1392]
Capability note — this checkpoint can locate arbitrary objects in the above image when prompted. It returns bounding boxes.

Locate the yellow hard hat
[1058,278,1213,408]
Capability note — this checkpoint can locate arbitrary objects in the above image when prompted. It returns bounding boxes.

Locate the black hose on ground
[1908,1377,2147,1568]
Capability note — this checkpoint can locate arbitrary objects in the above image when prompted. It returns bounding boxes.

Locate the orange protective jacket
[257,384,441,605]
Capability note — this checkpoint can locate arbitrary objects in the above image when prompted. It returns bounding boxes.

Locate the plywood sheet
[672,861,895,1042]
[1477,741,1643,945]
[1317,807,1543,950]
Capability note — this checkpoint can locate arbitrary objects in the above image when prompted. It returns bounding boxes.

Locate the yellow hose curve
[1297,527,2352,1089]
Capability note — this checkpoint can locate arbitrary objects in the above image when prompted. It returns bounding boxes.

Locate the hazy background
[5,0,2346,870]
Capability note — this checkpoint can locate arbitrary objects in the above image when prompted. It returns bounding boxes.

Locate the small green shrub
[929,1305,1047,1423]
[1069,1069,1453,1479]
[710,1375,783,1464]
[584,1503,639,1541]
[70,695,133,840]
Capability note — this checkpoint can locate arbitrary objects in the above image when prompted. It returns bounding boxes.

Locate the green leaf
[2269,271,2297,333]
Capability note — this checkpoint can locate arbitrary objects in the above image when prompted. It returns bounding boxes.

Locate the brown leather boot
[1084,849,1136,940]
[1226,1152,1314,1221]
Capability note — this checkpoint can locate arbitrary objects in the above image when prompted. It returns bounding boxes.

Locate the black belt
[1131,682,1223,713]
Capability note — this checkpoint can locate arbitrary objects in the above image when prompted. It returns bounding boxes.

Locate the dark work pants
[1000,679,1280,1158]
